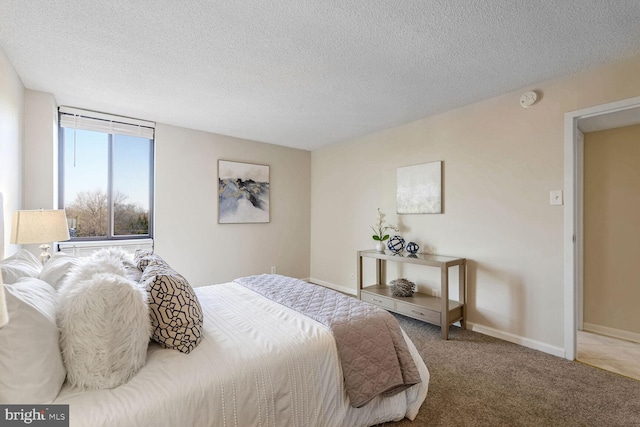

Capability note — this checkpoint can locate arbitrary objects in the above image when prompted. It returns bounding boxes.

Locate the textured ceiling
[1,1,640,151]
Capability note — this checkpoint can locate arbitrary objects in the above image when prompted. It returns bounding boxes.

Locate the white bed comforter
[54,283,429,427]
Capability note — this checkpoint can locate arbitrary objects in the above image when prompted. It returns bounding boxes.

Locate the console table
[357,249,466,339]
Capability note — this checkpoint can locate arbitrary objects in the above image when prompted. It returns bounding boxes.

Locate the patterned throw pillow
[134,249,153,263]
[141,263,203,354]
[135,251,167,272]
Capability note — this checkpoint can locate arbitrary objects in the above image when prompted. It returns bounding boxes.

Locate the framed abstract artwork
[396,161,442,214]
[218,160,270,223]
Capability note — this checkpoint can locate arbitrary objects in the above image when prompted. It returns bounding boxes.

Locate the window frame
[57,108,155,241]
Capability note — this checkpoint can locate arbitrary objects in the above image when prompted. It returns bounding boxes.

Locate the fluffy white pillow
[61,247,130,285]
[38,252,80,289]
[0,278,66,403]
[0,249,42,284]
[58,255,151,390]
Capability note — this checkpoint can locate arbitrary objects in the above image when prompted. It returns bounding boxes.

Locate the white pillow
[0,249,42,284]
[39,252,80,289]
[58,266,151,390]
[0,278,66,403]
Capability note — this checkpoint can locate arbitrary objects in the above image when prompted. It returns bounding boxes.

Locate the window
[58,107,154,240]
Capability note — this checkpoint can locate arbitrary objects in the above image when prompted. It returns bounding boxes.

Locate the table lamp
[10,209,71,264]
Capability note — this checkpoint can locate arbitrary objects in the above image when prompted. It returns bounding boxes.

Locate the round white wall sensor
[520,91,538,108]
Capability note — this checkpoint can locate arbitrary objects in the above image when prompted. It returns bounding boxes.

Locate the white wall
[0,46,24,258]
[23,89,58,210]
[151,123,311,286]
[310,54,640,355]
[12,90,60,257]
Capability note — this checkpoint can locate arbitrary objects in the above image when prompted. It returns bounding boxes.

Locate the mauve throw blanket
[234,274,422,408]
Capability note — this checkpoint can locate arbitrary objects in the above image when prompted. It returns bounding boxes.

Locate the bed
[0,246,429,427]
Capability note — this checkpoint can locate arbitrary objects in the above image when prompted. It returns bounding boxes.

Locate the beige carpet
[380,314,640,427]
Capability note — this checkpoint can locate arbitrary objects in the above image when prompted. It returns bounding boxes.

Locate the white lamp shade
[10,209,71,245]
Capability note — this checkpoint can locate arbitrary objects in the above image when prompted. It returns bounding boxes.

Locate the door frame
[564,95,640,360]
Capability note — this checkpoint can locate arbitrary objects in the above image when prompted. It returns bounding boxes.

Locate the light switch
[550,190,563,206]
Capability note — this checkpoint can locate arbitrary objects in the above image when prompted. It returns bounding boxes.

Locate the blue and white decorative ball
[387,235,405,253]
[406,242,419,254]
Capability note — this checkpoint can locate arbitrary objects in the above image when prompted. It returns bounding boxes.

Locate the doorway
[575,123,640,379]
[564,95,640,362]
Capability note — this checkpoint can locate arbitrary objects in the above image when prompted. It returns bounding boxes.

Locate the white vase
[375,241,386,252]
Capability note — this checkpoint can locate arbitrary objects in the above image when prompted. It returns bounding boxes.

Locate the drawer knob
[411,309,424,316]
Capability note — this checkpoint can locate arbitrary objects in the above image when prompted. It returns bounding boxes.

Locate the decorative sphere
[406,242,419,254]
[387,235,405,253]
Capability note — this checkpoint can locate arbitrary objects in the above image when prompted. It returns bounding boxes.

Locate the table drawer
[361,292,395,310]
[395,301,440,324]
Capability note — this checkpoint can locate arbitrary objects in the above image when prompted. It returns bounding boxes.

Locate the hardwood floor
[577,330,640,381]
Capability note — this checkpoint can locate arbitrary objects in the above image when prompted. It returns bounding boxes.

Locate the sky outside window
[64,129,150,207]
[113,134,151,210]
[63,128,108,205]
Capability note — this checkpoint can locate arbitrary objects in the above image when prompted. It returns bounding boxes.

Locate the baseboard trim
[583,322,640,344]
[467,322,565,358]
[307,277,356,296]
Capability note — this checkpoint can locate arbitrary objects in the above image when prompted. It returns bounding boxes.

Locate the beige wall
[0,46,24,258]
[5,38,640,354]
[154,123,311,286]
[10,87,311,288]
[583,124,640,335]
[310,54,640,353]
[15,116,311,287]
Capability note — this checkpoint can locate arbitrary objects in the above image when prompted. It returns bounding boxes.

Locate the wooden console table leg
[459,261,466,330]
[441,265,449,339]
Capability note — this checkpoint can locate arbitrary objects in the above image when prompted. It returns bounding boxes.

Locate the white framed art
[397,161,442,214]
[218,160,270,223]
